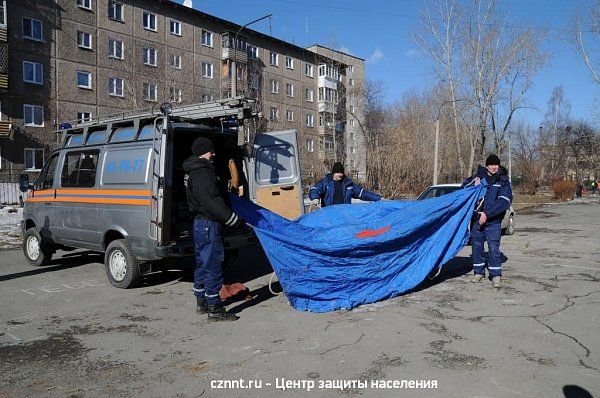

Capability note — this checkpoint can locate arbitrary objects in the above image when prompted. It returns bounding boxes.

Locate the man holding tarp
[462,154,513,288]
[309,162,381,207]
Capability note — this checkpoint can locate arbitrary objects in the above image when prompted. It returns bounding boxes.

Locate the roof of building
[161,0,364,63]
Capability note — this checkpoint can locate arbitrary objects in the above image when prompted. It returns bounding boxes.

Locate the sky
[175,0,599,128]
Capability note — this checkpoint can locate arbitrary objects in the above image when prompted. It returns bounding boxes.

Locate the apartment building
[0,0,366,183]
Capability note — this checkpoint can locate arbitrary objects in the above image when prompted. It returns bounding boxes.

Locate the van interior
[169,125,247,243]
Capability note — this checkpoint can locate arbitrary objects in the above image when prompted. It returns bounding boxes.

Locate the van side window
[34,154,59,190]
[61,150,100,188]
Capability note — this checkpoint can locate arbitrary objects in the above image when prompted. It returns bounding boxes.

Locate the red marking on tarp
[355,226,391,238]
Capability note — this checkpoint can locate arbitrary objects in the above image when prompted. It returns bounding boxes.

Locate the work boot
[196,297,208,314]
[471,273,485,283]
[492,276,502,288]
[207,305,238,322]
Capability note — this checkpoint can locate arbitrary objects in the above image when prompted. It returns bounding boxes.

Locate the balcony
[0,28,7,90]
[318,75,338,90]
[221,47,248,64]
[0,120,12,138]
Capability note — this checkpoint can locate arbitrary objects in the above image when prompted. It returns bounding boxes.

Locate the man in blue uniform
[183,137,241,321]
[309,162,381,207]
[462,154,513,288]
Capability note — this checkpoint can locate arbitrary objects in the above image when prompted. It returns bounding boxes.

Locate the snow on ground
[0,206,23,250]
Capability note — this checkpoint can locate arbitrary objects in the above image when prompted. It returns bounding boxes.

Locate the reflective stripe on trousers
[471,222,503,277]
[193,217,225,306]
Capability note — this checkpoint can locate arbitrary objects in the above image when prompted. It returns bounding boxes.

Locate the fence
[0,171,28,205]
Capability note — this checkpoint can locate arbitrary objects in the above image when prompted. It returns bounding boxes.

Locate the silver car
[416,183,515,235]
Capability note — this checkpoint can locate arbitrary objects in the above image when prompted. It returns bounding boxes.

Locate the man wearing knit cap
[462,154,513,288]
[183,137,242,321]
[309,161,381,207]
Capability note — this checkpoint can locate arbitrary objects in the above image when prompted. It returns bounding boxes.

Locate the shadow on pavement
[563,385,594,398]
[0,251,103,282]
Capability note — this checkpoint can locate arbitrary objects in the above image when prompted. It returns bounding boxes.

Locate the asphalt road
[0,198,599,398]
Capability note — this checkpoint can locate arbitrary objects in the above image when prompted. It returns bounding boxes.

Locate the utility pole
[231,14,272,97]
[434,99,462,185]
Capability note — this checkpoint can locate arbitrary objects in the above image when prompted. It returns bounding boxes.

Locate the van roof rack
[57,97,258,147]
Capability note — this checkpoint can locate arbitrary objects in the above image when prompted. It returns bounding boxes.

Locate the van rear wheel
[105,239,141,288]
[23,228,53,266]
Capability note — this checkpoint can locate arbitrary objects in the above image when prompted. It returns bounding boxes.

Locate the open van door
[249,129,304,220]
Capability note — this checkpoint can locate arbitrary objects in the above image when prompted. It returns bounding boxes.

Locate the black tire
[104,239,141,288]
[22,228,53,266]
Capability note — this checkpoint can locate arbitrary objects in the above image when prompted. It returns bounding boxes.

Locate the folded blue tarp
[231,185,485,313]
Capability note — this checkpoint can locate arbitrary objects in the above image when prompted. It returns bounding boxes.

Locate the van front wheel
[23,228,53,266]
[105,239,141,288]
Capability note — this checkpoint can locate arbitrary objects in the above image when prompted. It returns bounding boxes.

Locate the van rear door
[249,129,304,220]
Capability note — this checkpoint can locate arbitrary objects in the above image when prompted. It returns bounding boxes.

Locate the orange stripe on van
[56,189,151,196]
[53,197,151,205]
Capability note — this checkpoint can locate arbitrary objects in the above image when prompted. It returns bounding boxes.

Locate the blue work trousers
[471,222,503,277]
[193,218,225,306]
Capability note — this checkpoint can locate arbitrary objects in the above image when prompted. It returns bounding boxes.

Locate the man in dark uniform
[183,137,241,321]
[309,162,381,207]
[462,154,513,288]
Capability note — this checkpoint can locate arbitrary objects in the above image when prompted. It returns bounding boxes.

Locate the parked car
[416,183,515,235]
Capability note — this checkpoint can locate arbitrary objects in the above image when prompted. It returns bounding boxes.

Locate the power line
[269,0,595,34]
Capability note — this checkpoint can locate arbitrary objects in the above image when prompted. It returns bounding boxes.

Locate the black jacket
[462,165,513,224]
[183,156,240,227]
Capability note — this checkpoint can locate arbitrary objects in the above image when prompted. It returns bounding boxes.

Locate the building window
[143,83,157,101]
[23,104,44,127]
[169,87,182,103]
[108,39,124,59]
[270,79,279,94]
[306,139,314,153]
[108,1,123,21]
[22,17,43,41]
[347,65,354,74]
[286,83,294,97]
[350,146,356,154]
[349,132,355,141]
[248,45,258,60]
[77,0,92,10]
[202,62,213,78]
[350,119,356,127]
[269,106,278,121]
[0,1,6,28]
[305,88,313,102]
[143,48,157,66]
[169,19,181,36]
[306,113,314,127]
[143,11,156,31]
[77,31,92,49]
[201,93,213,103]
[285,56,294,69]
[24,148,44,171]
[77,71,92,89]
[270,52,278,66]
[109,77,124,97]
[61,151,99,188]
[23,61,43,85]
[286,110,294,122]
[349,78,355,86]
[201,30,213,47]
[305,63,313,77]
[77,112,92,123]
[170,54,181,69]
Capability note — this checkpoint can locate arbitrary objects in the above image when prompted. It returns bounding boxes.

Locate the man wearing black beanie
[183,136,241,321]
[462,154,513,288]
[309,161,381,207]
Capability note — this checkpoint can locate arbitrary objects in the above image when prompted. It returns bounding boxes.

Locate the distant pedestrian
[309,162,381,207]
[592,180,597,195]
[462,154,513,288]
[576,182,583,198]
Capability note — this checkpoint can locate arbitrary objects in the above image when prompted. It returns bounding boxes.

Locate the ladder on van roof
[57,96,258,147]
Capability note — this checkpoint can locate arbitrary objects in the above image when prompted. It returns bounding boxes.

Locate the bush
[551,180,576,200]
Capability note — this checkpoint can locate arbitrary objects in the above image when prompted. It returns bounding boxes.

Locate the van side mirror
[19,174,31,192]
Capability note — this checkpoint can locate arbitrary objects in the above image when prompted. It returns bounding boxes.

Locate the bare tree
[540,86,572,179]
[572,0,600,85]
[414,0,467,176]
[462,0,545,165]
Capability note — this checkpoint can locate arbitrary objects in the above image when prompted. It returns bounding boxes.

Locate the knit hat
[485,154,501,166]
[331,161,345,174]
[192,137,214,156]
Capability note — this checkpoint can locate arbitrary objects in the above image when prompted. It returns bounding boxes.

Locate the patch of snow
[0,206,23,250]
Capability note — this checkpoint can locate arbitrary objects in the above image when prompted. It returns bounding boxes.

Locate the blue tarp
[231,185,485,313]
